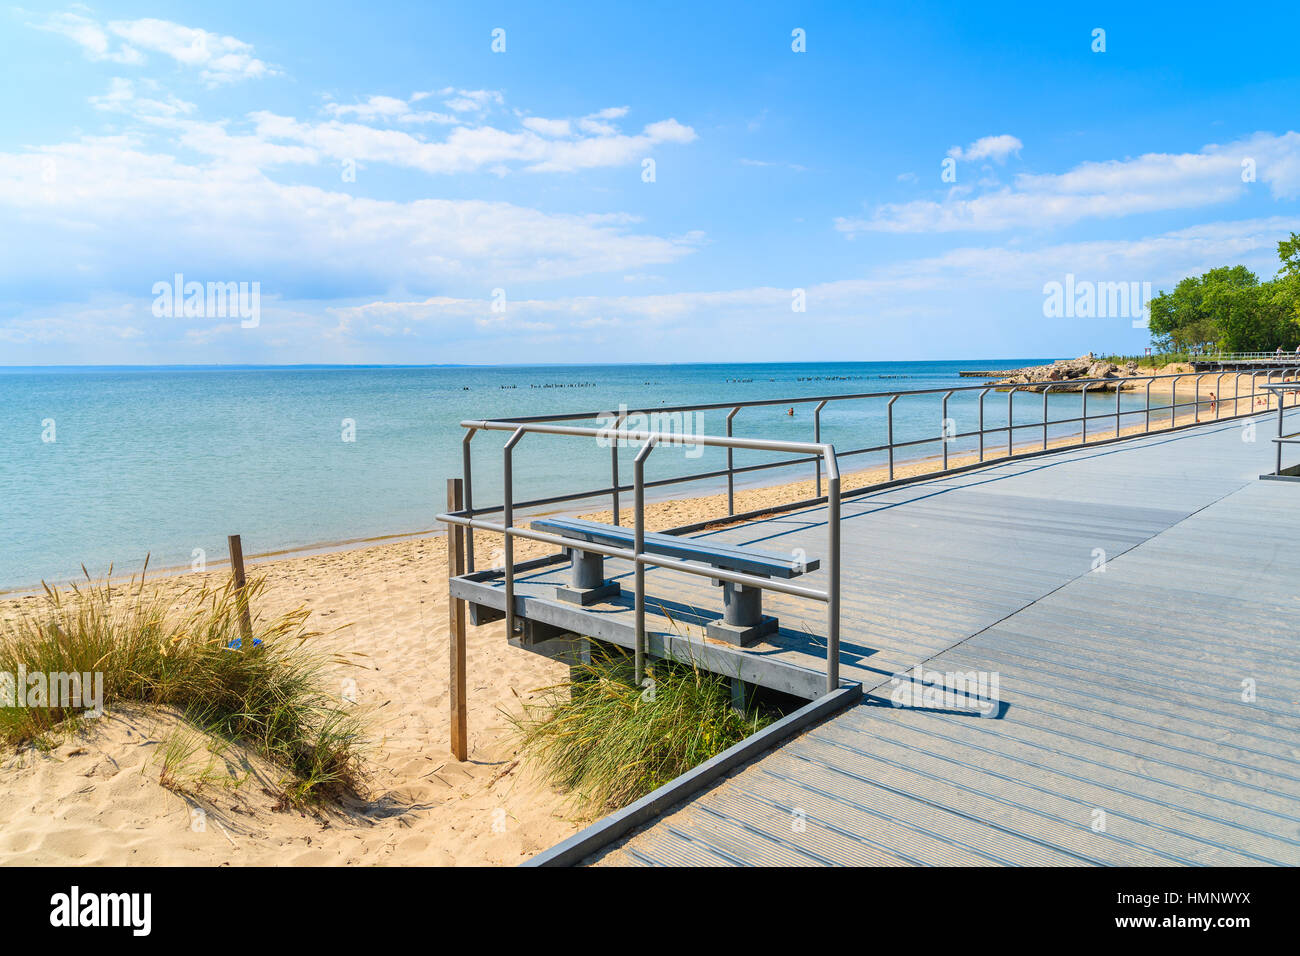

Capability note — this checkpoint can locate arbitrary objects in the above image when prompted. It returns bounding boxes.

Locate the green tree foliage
[1146,234,1300,352]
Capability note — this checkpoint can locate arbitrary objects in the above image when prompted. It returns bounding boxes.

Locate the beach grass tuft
[0,567,365,805]
[507,646,771,814]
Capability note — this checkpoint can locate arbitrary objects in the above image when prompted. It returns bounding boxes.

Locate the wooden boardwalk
[581,413,1300,865]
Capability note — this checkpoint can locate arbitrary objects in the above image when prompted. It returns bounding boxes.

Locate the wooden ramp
[580,413,1300,866]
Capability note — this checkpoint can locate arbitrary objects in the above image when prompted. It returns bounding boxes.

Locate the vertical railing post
[502,428,525,644]
[609,412,627,526]
[941,391,953,470]
[1006,387,1017,457]
[1041,384,1052,450]
[1278,399,1285,477]
[1214,372,1225,420]
[633,437,657,687]
[1114,380,1122,438]
[978,388,991,462]
[814,400,828,495]
[1194,374,1201,422]
[1171,377,1179,428]
[1145,378,1153,432]
[462,430,477,572]
[725,407,740,515]
[1234,371,1240,417]
[887,396,899,479]
[446,478,467,761]
[824,448,841,696]
[1080,383,1091,444]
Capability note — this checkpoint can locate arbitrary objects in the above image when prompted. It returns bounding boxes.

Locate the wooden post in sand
[227,534,254,647]
[446,479,468,761]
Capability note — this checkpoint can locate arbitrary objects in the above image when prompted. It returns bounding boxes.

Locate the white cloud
[521,117,572,138]
[26,11,274,83]
[89,78,196,118]
[331,95,406,119]
[839,132,1300,234]
[947,134,1023,164]
[106,17,274,83]
[0,137,701,299]
[248,111,695,175]
[26,10,144,64]
[323,216,1296,341]
[412,88,504,113]
[739,158,807,172]
[325,94,455,125]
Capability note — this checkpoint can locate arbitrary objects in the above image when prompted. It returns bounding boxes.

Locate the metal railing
[438,422,843,694]
[454,366,1297,552]
[1194,351,1300,363]
[1263,383,1300,477]
[438,366,1299,695]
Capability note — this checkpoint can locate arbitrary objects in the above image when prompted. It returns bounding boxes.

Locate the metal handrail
[441,368,1300,696]
[438,422,843,694]
[457,367,1298,530]
[1196,351,1300,362]
[1263,383,1300,476]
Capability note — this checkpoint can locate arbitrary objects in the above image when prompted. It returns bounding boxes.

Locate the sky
[2,0,1299,365]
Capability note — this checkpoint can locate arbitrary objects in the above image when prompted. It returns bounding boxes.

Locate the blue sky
[2,0,1299,364]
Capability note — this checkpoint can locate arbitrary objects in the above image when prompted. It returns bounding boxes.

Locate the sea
[1,359,1147,591]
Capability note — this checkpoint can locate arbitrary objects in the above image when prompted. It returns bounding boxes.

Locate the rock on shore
[996,355,1146,390]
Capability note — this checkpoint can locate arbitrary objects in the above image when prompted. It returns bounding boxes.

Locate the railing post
[1081,383,1089,444]
[1171,377,1179,428]
[814,400,828,495]
[609,412,627,526]
[1007,387,1017,457]
[1194,374,1201,422]
[1114,380,1122,437]
[941,390,953,470]
[446,478,467,761]
[824,449,841,696]
[726,407,740,515]
[1145,378,1153,432]
[1278,399,1285,476]
[502,428,525,644]
[462,430,477,572]
[1214,372,1225,420]
[887,396,899,479]
[633,437,657,687]
[978,387,991,462]
[1042,385,1052,450]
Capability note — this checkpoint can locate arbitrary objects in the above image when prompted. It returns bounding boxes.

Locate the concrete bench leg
[554,548,621,606]
[706,580,778,646]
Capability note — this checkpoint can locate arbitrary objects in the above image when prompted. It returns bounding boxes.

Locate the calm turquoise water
[1,359,1147,590]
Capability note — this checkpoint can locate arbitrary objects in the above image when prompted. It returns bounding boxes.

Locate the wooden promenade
[573,412,1300,865]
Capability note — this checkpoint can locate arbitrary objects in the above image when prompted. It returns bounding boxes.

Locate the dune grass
[0,567,365,804]
[508,647,772,814]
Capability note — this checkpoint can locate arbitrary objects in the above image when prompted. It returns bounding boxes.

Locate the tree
[1147,265,1257,351]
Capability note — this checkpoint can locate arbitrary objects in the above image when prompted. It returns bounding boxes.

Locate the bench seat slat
[530,516,818,578]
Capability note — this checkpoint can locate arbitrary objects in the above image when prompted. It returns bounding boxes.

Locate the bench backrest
[530,516,818,578]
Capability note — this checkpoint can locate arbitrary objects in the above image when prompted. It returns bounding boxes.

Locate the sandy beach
[1,376,1294,867]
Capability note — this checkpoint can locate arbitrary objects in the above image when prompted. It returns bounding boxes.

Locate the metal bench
[529,516,819,645]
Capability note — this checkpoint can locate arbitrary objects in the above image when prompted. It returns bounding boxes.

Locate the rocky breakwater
[995,355,1146,392]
